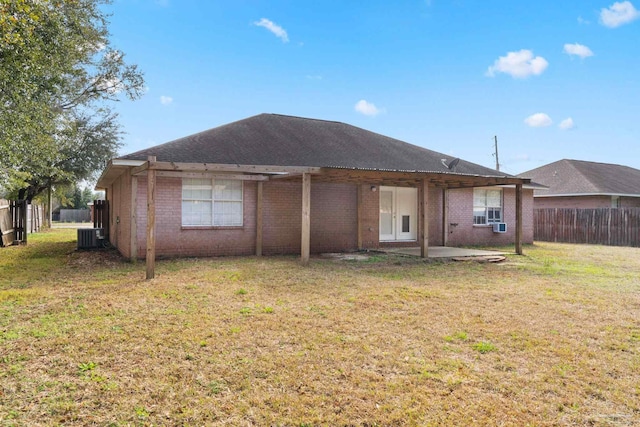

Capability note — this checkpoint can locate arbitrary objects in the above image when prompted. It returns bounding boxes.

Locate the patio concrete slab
[381,246,508,258]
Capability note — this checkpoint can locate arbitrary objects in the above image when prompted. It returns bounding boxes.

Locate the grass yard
[1,229,639,426]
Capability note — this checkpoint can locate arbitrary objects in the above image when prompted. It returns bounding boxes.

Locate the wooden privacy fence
[93,200,109,237]
[59,209,91,223]
[0,201,44,247]
[534,208,640,247]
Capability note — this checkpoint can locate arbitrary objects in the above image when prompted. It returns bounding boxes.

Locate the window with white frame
[182,178,243,226]
[473,188,502,225]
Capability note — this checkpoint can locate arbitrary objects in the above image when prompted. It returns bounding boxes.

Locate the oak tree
[0,0,144,199]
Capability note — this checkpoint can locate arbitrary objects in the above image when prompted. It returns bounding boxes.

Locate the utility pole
[493,135,500,171]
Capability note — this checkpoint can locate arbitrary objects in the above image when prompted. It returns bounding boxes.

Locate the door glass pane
[380,191,393,235]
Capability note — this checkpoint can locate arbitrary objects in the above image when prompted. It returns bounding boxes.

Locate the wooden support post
[22,201,27,244]
[420,179,429,258]
[357,184,363,250]
[47,185,52,228]
[442,188,448,246]
[256,181,263,256]
[130,175,138,262]
[515,183,523,255]
[146,156,157,279]
[301,173,311,266]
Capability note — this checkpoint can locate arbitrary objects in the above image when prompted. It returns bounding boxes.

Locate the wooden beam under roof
[278,168,530,189]
[126,161,529,189]
[131,161,322,175]
[155,171,269,180]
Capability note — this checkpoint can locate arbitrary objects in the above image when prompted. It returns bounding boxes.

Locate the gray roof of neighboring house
[119,113,514,178]
[519,159,640,196]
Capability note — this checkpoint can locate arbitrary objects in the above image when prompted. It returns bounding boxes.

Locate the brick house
[519,159,640,209]
[96,114,533,263]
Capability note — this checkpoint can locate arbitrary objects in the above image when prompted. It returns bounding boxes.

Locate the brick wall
[262,181,359,254]
[106,170,133,258]
[107,174,535,258]
[133,177,258,258]
[115,177,361,258]
[446,187,534,246]
[429,187,444,245]
[360,185,380,250]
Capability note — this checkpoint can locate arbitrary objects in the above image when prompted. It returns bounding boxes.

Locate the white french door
[379,186,417,241]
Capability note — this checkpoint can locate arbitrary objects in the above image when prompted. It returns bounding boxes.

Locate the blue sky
[107,0,640,174]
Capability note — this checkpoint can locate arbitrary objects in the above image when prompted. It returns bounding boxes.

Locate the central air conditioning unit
[77,228,104,249]
[492,223,507,233]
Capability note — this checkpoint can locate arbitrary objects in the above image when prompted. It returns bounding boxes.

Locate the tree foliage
[0,0,144,199]
[58,184,95,209]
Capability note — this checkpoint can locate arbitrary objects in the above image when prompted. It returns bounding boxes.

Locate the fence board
[0,206,14,246]
[534,208,640,247]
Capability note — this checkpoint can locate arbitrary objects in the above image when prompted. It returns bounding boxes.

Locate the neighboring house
[519,159,640,209]
[96,114,533,262]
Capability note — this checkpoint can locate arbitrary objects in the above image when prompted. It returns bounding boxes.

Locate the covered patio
[129,158,528,276]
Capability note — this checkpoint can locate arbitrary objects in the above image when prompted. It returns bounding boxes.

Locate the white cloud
[559,117,575,130]
[577,16,591,25]
[563,43,594,59]
[254,18,289,42]
[160,96,173,105]
[524,113,553,127]
[600,1,640,27]
[354,100,383,116]
[486,49,549,78]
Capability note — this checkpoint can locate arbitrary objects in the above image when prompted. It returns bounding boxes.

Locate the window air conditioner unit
[492,223,507,233]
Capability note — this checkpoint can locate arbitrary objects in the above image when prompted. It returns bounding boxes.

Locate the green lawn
[1,229,639,426]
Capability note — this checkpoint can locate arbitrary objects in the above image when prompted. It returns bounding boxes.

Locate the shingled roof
[119,113,512,178]
[519,159,640,196]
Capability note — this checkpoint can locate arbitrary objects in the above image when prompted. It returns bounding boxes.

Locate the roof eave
[95,159,145,190]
